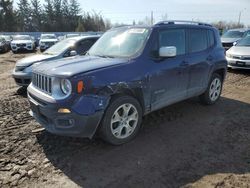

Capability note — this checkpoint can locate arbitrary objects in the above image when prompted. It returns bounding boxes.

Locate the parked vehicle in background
[226,35,250,69]
[64,33,80,38]
[0,37,10,53]
[27,21,227,145]
[11,35,36,53]
[0,35,12,50]
[221,28,250,50]
[12,35,100,87]
[39,34,59,52]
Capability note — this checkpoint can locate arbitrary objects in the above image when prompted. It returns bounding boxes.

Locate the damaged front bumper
[27,85,109,138]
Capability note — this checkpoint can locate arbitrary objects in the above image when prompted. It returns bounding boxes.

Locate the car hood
[227,46,250,56]
[16,54,58,67]
[33,56,129,77]
[40,39,58,42]
[11,40,33,44]
[221,37,241,43]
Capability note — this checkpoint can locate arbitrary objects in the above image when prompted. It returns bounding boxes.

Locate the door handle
[180,61,189,67]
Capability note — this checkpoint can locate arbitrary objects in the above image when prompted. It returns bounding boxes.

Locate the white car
[226,35,250,69]
[39,34,58,52]
[11,35,36,53]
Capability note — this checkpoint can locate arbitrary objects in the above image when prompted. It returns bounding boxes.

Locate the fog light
[58,108,71,113]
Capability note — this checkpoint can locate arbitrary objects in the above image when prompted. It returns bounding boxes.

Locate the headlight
[27,43,32,46]
[24,65,32,73]
[40,42,45,45]
[11,43,16,46]
[226,53,233,58]
[60,79,72,95]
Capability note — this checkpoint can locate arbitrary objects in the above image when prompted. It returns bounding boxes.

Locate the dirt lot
[0,51,250,188]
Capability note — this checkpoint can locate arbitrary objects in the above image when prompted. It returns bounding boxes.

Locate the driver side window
[159,29,186,56]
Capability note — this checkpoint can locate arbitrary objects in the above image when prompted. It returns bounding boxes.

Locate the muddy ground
[0,51,250,188]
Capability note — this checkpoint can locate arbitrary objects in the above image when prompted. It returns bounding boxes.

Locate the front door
[149,28,189,111]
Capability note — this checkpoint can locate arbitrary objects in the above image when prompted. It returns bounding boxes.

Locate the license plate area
[236,61,246,67]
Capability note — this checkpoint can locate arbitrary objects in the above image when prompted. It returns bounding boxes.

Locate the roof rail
[155,20,212,27]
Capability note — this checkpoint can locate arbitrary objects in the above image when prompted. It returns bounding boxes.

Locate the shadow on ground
[36,96,250,188]
[227,68,250,76]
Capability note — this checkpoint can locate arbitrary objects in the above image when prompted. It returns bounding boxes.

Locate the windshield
[236,36,250,46]
[88,27,150,58]
[13,35,31,40]
[41,35,56,39]
[44,39,75,55]
[222,30,245,38]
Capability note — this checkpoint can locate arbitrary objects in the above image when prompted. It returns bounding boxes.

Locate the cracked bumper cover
[27,86,109,138]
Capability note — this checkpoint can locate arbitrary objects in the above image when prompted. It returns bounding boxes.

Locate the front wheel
[200,73,223,105]
[99,95,142,145]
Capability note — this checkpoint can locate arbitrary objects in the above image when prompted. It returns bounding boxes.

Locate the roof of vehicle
[226,28,250,32]
[111,20,215,30]
[41,33,56,36]
[155,20,212,27]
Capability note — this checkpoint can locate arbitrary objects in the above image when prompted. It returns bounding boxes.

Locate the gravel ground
[0,51,250,188]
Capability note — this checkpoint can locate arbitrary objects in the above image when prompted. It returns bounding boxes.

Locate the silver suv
[221,28,250,50]
[39,34,58,52]
[11,35,36,53]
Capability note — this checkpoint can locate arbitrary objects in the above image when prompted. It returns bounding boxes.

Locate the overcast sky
[14,0,250,25]
[79,0,250,25]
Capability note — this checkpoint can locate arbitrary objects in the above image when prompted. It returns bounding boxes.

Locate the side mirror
[159,46,177,58]
[69,50,77,56]
[233,42,237,46]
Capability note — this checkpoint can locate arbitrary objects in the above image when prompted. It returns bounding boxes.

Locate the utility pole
[238,8,246,25]
[151,11,154,25]
[238,11,242,25]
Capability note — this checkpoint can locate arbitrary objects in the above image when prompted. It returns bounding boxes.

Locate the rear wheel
[99,95,142,145]
[200,73,222,105]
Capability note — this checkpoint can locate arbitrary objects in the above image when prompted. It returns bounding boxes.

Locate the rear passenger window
[189,29,208,53]
[207,30,215,47]
[159,29,185,55]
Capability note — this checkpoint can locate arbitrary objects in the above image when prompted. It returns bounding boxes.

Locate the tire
[200,73,223,105]
[4,46,8,53]
[99,95,142,145]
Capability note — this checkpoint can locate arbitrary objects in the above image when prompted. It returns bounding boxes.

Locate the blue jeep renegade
[28,21,227,145]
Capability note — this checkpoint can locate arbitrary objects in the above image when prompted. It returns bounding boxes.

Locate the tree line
[0,0,111,32]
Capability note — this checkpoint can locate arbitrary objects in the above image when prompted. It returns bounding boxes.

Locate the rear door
[186,28,212,97]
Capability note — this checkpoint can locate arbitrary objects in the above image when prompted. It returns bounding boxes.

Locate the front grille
[45,42,55,46]
[232,56,250,60]
[17,43,26,47]
[32,72,52,95]
[222,42,233,48]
